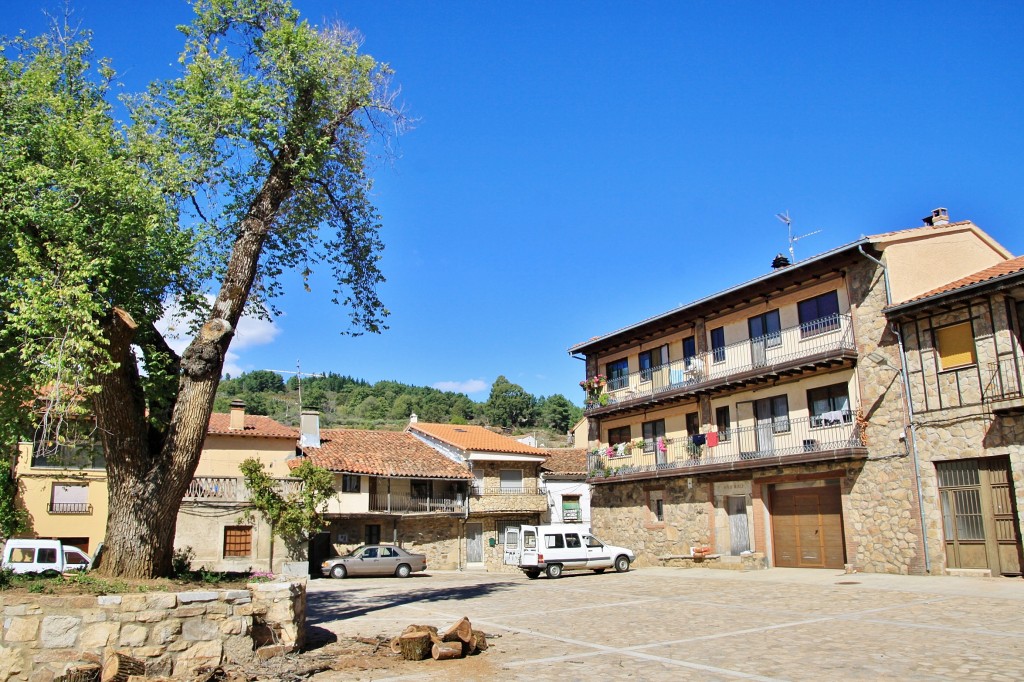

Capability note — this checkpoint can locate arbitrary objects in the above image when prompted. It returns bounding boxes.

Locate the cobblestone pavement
[305,567,1024,681]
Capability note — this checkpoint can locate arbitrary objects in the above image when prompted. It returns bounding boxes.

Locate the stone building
[885,255,1024,576]
[569,209,1021,575]
[539,449,591,525]
[406,419,549,572]
[294,414,474,571]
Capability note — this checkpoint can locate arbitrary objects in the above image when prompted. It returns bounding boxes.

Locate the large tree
[484,375,537,428]
[0,0,402,578]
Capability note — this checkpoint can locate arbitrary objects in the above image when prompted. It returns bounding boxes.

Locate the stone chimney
[409,412,418,424]
[922,207,949,226]
[771,253,791,270]
[229,399,246,430]
[300,410,321,448]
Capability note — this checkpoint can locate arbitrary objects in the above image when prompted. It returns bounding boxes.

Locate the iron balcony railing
[183,476,302,502]
[587,411,864,478]
[982,357,1024,403]
[47,502,93,515]
[591,314,854,411]
[368,493,467,514]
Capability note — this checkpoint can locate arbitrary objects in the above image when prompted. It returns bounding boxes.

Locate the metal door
[466,523,483,563]
[755,398,775,455]
[728,496,750,555]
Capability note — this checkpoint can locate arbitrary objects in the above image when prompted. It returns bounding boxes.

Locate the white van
[1,539,92,574]
[503,524,634,579]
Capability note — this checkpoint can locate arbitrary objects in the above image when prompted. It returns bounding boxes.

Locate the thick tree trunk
[95,152,302,578]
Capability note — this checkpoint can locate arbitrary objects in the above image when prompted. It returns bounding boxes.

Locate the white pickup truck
[503,524,634,579]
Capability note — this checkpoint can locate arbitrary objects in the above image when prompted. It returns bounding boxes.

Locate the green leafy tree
[484,376,537,428]
[538,394,581,433]
[0,0,402,578]
[238,458,336,571]
[239,370,285,393]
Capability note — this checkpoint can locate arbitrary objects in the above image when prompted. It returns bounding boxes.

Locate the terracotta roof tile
[540,449,588,475]
[297,429,473,479]
[407,422,549,456]
[206,413,298,439]
[892,255,1024,307]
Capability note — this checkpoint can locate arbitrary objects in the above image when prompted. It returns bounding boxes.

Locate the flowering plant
[248,570,275,583]
[656,437,667,454]
[579,374,608,392]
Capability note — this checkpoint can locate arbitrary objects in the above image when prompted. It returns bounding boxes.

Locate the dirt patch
[0,573,255,597]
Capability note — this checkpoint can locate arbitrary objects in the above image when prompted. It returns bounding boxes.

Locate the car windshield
[345,546,367,557]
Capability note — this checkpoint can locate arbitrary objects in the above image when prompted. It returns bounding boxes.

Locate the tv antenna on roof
[775,210,821,263]
[264,360,324,414]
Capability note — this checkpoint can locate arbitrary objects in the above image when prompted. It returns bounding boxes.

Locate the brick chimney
[300,410,321,448]
[922,207,949,226]
[229,399,246,430]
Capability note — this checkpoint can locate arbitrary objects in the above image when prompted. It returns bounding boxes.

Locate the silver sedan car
[321,544,427,579]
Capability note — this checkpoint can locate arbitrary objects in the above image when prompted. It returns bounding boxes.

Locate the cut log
[55,664,101,682]
[101,653,145,682]
[390,636,402,654]
[471,629,489,653]
[398,631,433,661]
[442,617,473,645]
[431,642,464,660]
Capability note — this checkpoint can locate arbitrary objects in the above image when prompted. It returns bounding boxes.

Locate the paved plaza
[305,566,1024,681]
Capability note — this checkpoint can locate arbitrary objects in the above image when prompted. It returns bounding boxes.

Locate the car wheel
[525,569,540,580]
[546,563,563,579]
[593,568,606,574]
[614,555,630,573]
[395,563,412,578]
[330,564,347,579]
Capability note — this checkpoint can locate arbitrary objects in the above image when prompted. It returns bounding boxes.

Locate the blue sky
[6,1,1024,405]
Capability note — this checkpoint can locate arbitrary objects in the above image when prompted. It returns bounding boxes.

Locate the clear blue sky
[6,1,1024,405]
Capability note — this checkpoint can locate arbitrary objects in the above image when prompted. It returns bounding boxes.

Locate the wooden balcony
[587,412,867,482]
[585,314,856,417]
[368,493,467,515]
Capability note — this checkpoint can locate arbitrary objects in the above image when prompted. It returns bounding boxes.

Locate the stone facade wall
[0,580,305,681]
[325,516,463,570]
[468,493,547,514]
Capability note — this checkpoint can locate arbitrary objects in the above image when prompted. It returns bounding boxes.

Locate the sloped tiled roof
[408,422,549,456]
[540,449,588,475]
[296,429,473,479]
[887,255,1024,311]
[206,413,298,439]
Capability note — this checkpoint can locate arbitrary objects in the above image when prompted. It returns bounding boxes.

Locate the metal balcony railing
[589,314,854,411]
[47,502,93,515]
[369,493,467,514]
[587,411,864,478]
[982,357,1024,403]
[183,476,302,502]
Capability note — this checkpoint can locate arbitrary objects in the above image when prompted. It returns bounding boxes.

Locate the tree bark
[95,139,311,578]
[101,653,144,682]
[398,632,432,661]
[431,642,463,660]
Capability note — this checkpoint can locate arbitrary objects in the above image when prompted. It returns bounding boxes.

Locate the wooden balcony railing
[588,314,855,413]
[587,411,865,478]
[368,493,467,514]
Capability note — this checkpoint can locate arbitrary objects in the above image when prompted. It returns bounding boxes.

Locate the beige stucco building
[570,209,1023,575]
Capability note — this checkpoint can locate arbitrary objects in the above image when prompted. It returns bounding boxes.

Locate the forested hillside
[213,371,583,446]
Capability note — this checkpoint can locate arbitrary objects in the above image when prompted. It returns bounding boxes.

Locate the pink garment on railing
[706,431,719,447]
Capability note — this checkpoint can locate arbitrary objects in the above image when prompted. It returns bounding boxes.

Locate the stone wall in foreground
[0,579,305,680]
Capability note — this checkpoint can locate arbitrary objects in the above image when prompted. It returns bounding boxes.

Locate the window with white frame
[50,483,90,514]
[499,469,523,493]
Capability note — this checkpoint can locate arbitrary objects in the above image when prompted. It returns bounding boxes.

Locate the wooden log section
[398,631,433,661]
[442,617,473,645]
[55,664,101,682]
[431,642,464,660]
[101,653,145,682]
[471,629,489,653]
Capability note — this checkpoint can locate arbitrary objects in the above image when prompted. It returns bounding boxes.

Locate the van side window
[544,534,564,549]
[524,531,537,549]
[585,535,603,548]
[565,534,581,548]
[38,548,57,564]
[10,548,34,563]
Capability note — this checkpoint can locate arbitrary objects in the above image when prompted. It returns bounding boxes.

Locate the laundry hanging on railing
[706,431,719,447]
[691,433,707,446]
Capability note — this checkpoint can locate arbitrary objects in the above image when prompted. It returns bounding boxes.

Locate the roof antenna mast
[264,360,324,416]
[775,210,821,263]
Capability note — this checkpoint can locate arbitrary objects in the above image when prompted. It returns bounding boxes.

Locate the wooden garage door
[772,484,845,569]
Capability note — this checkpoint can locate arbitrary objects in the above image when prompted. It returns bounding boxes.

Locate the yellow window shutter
[936,322,976,370]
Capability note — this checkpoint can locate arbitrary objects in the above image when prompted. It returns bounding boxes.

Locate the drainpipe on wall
[857,244,931,574]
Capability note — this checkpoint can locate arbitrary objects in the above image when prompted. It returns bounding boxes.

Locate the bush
[171,546,195,577]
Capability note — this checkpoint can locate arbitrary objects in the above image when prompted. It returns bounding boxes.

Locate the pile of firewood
[54,652,167,682]
[389,616,489,661]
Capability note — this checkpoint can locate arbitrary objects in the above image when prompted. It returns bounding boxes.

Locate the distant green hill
[213,370,582,448]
